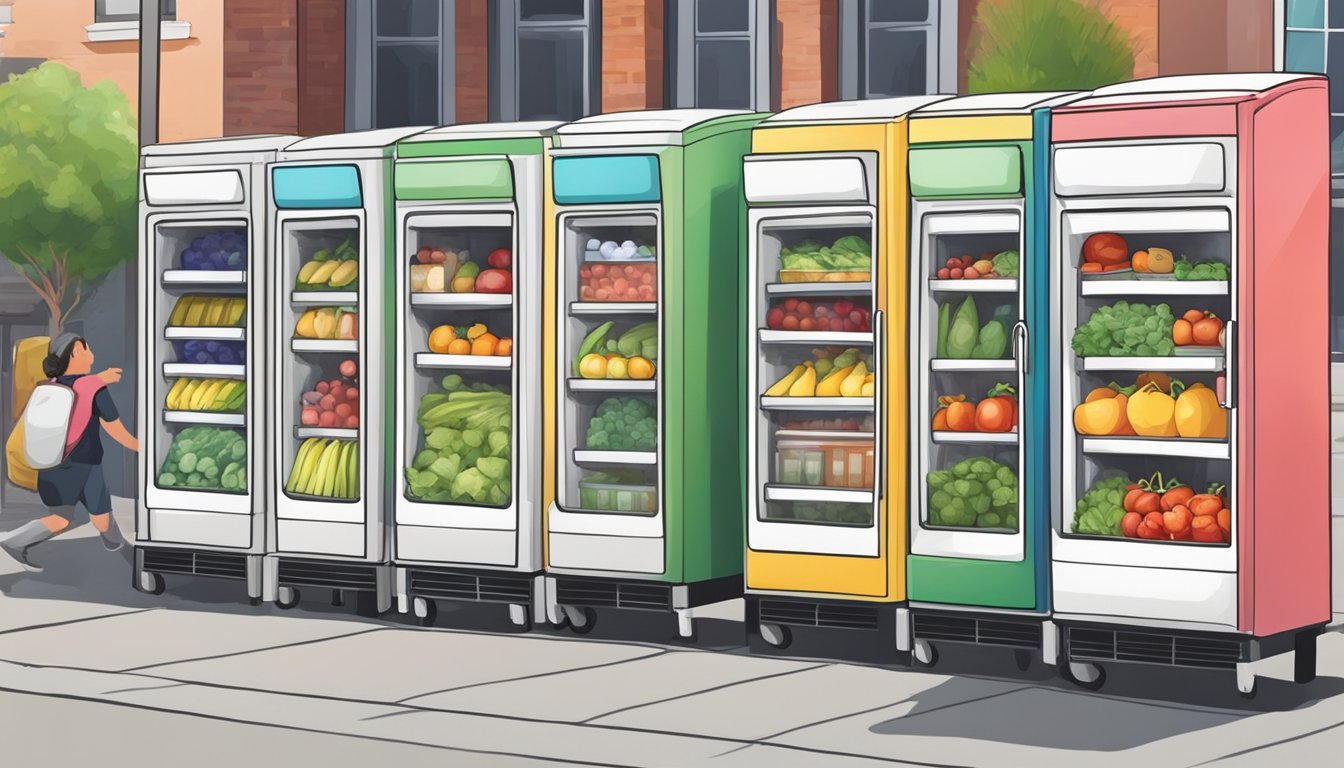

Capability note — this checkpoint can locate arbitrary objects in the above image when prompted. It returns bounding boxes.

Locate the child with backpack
[0,334,139,572]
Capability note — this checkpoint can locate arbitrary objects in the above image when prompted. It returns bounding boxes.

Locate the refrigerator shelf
[295,427,359,440]
[930,359,1015,372]
[410,293,512,309]
[164,327,245,341]
[161,270,246,286]
[774,429,875,441]
[1081,437,1231,460]
[415,353,511,370]
[1081,355,1224,372]
[928,279,1018,293]
[763,484,873,504]
[569,301,658,315]
[760,396,873,412]
[765,281,873,297]
[291,339,359,353]
[572,449,658,466]
[932,430,1018,445]
[1080,279,1229,297]
[758,330,874,346]
[568,378,657,393]
[291,290,358,305]
[163,411,245,427]
[163,363,245,379]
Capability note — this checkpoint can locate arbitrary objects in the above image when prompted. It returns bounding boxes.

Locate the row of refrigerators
[135,73,1331,696]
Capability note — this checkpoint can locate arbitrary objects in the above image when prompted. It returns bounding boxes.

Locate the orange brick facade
[222,0,299,136]
[602,0,665,112]
[456,1,491,124]
[777,0,838,109]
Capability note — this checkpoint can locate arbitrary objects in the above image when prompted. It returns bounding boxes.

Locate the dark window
[696,0,750,33]
[494,0,597,122]
[866,27,927,97]
[95,0,176,23]
[376,43,439,128]
[376,0,438,38]
[696,40,752,109]
[839,0,938,99]
[517,27,586,121]
[668,0,766,109]
[868,0,927,23]
[520,0,585,22]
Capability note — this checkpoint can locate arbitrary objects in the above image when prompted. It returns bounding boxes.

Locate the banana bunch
[166,378,246,412]
[286,438,359,499]
[169,295,246,327]
[296,237,359,289]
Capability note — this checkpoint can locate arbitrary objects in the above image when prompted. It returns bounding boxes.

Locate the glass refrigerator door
[279,215,363,507]
[151,218,252,515]
[1057,207,1236,570]
[910,207,1027,560]
[749,209,880,557]
[555,212,662,530]
[399,211,518,523]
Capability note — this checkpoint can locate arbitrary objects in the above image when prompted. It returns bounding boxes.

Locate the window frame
[666,0,773,111]
[837,0,956,99]
[95,0,175,23]
[345,0,456,131]
[490,0,601,122]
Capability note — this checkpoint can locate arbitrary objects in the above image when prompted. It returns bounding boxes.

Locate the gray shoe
[0,541,44,573]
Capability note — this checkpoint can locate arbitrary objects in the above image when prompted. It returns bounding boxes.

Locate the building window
[95,0,176,23]
[346,0,454,131]
[838,0,953,99]
[667,0,772,110]
[491,0,600,122]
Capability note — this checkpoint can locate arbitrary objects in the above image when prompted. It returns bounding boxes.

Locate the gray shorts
[36,462,112,522]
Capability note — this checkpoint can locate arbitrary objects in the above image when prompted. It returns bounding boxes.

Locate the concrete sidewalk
[1,500,1342,766]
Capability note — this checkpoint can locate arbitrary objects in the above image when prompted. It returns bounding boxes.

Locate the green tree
[966,0,1135,94]
[0,62,138,335]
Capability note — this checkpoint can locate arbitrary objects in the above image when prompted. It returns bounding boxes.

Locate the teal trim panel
[553,155,661,204]
[273,165,363,209]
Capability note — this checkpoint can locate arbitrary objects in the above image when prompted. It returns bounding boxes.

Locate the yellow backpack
[7,335,50,490]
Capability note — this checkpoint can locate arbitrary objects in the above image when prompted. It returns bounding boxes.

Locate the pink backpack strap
[64,375,107,456]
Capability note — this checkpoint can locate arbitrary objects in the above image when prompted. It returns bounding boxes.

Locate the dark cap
[48,332,83,358]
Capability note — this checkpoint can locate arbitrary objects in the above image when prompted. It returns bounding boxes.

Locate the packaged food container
[776,440,826,486]
[822,440,876,488]
[410,264,445,293]
[778,269,872,283]
[578,481,657,514]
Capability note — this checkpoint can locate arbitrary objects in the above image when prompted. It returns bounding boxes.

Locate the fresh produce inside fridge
[1073,371,1227,439]
[1077,231,1230,280]
[561,215,661,516]
[1071,466,1231,546]
[403,219,517,509]
[916,221,1023,535]
[764,347,874,397]
[282,220,361,501]
[765,297,871,332]
[154,222,252,497]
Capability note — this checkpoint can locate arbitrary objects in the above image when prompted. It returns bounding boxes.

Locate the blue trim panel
[1029,107,1052,613]
[272,165,363,209]
[552,155,661,205]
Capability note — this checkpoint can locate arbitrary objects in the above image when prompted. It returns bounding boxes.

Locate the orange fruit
[579,353,607,379]
[447,338,471,355]
[471,332,499,356]
[1172,319,1193,346]
[626,356,655,380]
[427,325,455,353]
[496,338,513,356]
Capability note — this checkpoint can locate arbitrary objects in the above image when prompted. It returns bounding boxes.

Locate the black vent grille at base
[759,600,880,631]
[277,559,377,591]
[410,570,531,604]
[142,549,247,581]
[555,579,670,611]
[914,614,1040,649]
[1068,626,1244,669]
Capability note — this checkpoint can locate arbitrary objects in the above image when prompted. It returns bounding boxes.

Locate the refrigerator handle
[1012,320,1029,376]
[1219,320,1235,409]
[874,308,885,505]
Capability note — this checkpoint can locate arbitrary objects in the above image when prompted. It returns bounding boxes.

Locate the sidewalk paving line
[0,606,153,636]
[122,627,387,672]
[398,646,672,703]
[576,662,828,724]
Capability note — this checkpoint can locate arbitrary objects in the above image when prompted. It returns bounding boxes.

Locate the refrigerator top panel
[279,127,433,161]
[142,135,299,166]
[404,121,563,143]
[272,165,364,210]
[762,95,952,127]
[554,109,763,149]
[1086,73,1321,98]
[910,91,1081,117]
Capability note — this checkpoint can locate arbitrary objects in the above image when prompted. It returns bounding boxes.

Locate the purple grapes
[174,339,245,366]
[179,228,248,271]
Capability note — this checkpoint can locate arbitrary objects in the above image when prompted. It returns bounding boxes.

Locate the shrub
[966,0,1135,94]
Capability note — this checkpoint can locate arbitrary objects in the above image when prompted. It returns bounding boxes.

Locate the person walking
[0,334,138,572]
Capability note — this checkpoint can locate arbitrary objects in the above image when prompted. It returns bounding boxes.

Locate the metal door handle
[1220,320,1235,409]
[873,309,885,505]
[1012,320,1029,375]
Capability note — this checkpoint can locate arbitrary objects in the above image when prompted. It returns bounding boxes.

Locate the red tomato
[781,315,800,330]
[766,308,786,329]
[796,301,813,317]
[799,317,816,331]
[1082,233,1129,266]
[829,318,845,331]
[487,248,512,269]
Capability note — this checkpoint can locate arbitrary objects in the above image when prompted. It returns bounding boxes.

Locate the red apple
[936,267,950,280]
[487,248,512,270]
[766,307,785,329]
[320,394,337,411]
[300,407,320,426]
[796,301,813,317]
[339,359,357,378]
[318,410,338,427]
[345,415,360,429]
[416,246,432,264]
[335,403,353,419]
[345,387,359,402]
[315,381,330,395]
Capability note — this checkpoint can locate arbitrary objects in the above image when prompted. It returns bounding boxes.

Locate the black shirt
[56,375,118,465]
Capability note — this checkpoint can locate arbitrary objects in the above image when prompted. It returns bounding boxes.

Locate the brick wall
[456,0,490,123]
[777,0,837,109]
[601,0,663,112]
[1159,0,1274,76]
[297,0,344,136]
[1087,0,1157,78]
[223,0,298,135]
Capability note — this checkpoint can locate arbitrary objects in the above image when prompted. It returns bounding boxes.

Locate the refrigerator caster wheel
[508,604,530,630]
[759,623,792,650]
[331,590,345,608]
[562,606,596,635]
[137,571,165,596]
[913,639,938,667]
[1013,648,1033,672]
[248,596,262,607]
[1236,663,1258,698]
[413,597,437,627]
[1062,661,1105,691]
[275,586,300,610]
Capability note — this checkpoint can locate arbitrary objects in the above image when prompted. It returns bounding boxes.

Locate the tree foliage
[0,62,138,334]
[966,0,1135,94]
